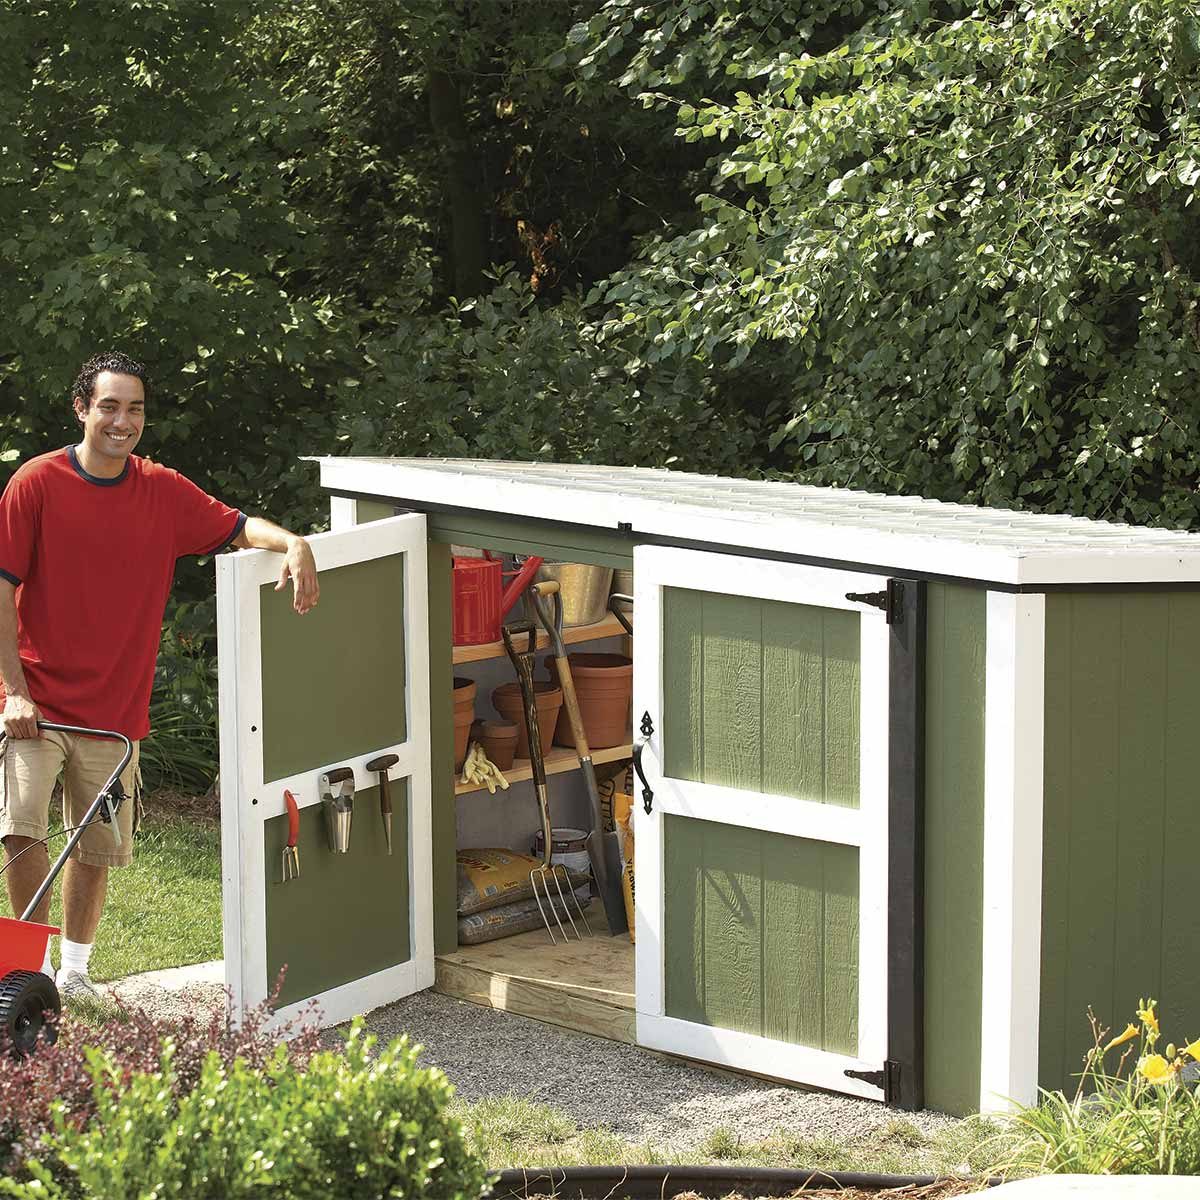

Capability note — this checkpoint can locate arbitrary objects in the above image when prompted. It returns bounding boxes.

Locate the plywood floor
[435,903,636,1043]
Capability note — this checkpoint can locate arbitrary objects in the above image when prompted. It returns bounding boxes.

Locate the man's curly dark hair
[70,351,151,410]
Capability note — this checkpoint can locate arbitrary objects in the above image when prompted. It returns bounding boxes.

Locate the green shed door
[633,546,890,1101]
[217,514,433,1028]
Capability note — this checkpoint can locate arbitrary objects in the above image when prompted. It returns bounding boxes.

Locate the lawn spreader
[0,721,132,1057]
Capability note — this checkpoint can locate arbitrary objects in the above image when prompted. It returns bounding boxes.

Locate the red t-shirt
[0,447,245,739]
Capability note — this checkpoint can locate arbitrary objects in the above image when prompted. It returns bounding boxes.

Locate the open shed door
[217,514,432,1028]
[633,546,917,1104]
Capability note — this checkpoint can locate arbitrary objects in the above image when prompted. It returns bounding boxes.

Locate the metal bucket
[535,562,614,627]
[611,568,634,616]
[532,827,591,877]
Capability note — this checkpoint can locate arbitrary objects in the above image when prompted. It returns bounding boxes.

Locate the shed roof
[313,457,1200,587]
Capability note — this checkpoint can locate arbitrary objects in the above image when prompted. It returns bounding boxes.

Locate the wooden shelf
[455,743,633,796]
[452,613,627,665]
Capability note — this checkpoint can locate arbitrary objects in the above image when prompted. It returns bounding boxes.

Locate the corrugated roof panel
[310,457,1200,585]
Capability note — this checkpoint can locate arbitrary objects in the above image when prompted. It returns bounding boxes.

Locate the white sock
[59,938,94,979]
[40,942,54,976]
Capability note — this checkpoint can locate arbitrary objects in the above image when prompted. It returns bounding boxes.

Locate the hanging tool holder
[365,753,400,856]
[319,766,355,853]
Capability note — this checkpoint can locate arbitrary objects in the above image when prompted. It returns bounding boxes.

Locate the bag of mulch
[457,885,592,945]
[456,848,588,916]
[613,791,636,944]
[596,758,632,831]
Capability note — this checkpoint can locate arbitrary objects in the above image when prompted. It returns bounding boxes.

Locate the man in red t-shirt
[0,350,319,1000]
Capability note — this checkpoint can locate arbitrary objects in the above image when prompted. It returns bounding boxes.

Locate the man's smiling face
[74,370,145,465]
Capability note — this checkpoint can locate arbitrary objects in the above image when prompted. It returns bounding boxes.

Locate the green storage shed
[216,458,1200,1118]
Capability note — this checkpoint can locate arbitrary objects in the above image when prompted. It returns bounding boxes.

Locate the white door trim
[632,545,891,1098]
[217,512,433,1030]
[979,591,1046,1113]
[637,1013,887,1102]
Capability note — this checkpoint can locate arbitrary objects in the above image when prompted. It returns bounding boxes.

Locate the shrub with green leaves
[0,984,321,1178]
[1,1020,487,1200]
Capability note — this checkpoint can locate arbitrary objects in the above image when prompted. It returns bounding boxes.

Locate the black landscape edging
[485,1163,987,1198]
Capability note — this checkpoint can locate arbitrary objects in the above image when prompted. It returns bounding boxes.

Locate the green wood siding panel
[426,511,633,569]
[663,814,859,1054]
[701,822,764,1035]
[259,555,407,784]
[662,589,860,808]
[923,583,986,1116]
[662,815,706,1024]
[1162,598,1200,1035]
[1040,593,1200,1095]
[356,500,398,523]
[701,593,763,791]
[663,588,705,784]
[264,780,410,1007]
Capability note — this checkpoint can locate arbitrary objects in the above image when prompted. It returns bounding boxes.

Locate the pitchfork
[502,607,591,943]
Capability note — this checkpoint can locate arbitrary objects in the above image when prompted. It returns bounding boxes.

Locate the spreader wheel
[0,969,61,1058]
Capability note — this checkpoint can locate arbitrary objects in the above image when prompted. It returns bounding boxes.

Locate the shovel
[530,581,628,937]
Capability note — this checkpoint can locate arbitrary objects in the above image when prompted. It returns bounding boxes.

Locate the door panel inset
[259,554,408,784]
[663,588,861,808]
[663,815,859,1054]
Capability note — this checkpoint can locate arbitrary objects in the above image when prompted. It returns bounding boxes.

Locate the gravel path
[97,971,961,1154]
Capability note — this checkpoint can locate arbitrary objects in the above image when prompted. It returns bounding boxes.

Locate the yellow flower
[1138,1000,1160,1040]
[1103,1023,1139,1052]
[1138,1054,1178,1085]
[1184,1038,1200,1063]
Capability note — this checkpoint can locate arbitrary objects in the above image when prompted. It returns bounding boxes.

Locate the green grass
[43,809,222,982]
[452,1096,1009,1180]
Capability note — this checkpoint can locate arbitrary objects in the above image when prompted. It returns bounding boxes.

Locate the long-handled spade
[501,617,590,943]
[530,581,628,937]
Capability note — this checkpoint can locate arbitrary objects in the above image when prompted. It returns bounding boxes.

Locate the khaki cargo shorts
[0,729,142,868]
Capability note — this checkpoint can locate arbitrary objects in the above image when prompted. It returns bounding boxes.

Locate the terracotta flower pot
[453,676,477,771]
[492,681,562,760]
[545,653,632,750]
[478,720,519,772]
[542,655,575,748]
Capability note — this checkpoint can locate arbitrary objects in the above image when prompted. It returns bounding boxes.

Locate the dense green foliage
[0,982,322,1177]
[3,1,1200,727]
[580,0,1200,525]
[2,1020,485,1198]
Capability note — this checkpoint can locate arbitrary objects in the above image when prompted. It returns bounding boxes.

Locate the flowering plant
[1004,999,1200,1175]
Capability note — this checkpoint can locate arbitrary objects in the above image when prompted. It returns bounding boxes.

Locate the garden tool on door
[281,789,301,882]
[365,753,400,855]
[501,618,590,943]
[319,766,355,853]
[531,581,629,937]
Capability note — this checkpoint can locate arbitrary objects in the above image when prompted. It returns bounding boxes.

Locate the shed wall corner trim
[329,496,359,531]
[979,592,1046,1113]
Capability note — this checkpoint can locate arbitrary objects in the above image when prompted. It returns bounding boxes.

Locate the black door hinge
[844,1059,902,1104]
[845,579,904,625]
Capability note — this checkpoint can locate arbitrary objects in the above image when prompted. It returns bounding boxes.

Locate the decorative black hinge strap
[844,1060,902,1105]
[845,579,905,625]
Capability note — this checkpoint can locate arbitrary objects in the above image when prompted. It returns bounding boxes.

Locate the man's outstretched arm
[232,519,320,614]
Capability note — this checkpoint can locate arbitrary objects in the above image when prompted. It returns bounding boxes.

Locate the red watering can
[451,552,543,646]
